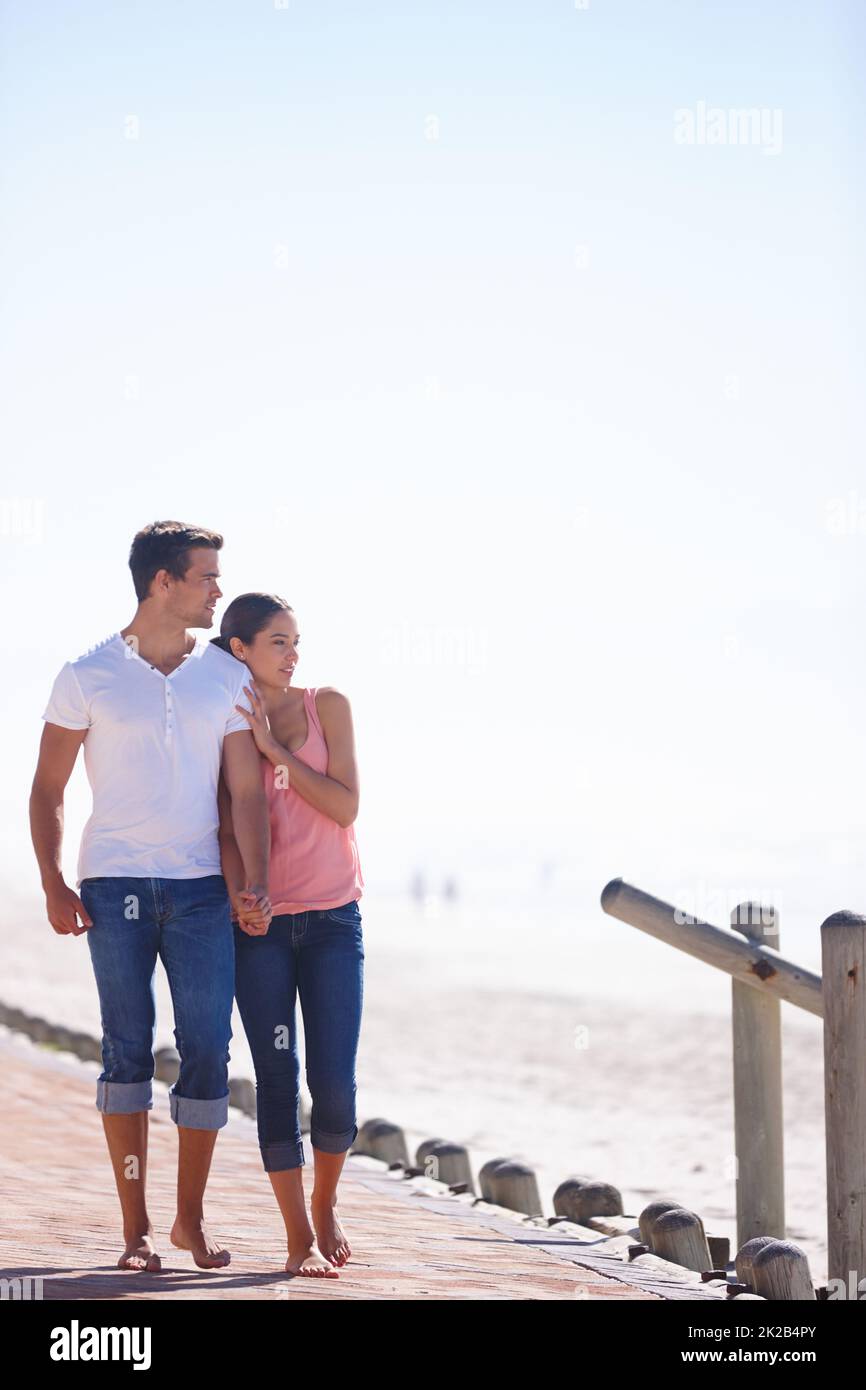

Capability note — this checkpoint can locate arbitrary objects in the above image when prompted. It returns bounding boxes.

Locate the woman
[212,593,365,1279]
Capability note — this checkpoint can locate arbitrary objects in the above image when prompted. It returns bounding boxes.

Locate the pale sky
[2,0,864,931]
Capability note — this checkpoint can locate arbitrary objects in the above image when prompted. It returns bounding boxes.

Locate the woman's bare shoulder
[314,687,353,724]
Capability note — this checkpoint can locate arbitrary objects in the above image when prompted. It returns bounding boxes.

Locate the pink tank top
[260,686,364,915]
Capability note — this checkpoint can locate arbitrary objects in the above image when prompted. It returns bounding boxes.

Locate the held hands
[234,680,278,758]
[233,884,273,937]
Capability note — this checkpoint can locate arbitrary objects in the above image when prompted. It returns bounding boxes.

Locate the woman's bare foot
[170,1216,230,1269]
[311,1193,351,1266]
[285,1237,340,1277]
[118,1232,161,1272]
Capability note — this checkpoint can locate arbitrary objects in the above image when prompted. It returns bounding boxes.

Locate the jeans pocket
[325,899,362,925]
[80,879,111,904]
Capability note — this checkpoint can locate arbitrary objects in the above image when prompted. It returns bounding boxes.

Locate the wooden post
[650,1208,712,1272]
[735,1234,778,1288]
[355,1119,409,1167]
[488,1160,543,1216]
[552,1179,622,1225]
[415,1138,447,1167]
[820,910,866,1290]
[638,1198,683,1248]
[479,1157,514,1202]
[421,1141,475,1192]
[731,901,785,1248]
[751,1239,816,1300]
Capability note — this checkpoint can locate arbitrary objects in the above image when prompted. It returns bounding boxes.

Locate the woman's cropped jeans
[79,874,234,1129]
[233,898,364,1172]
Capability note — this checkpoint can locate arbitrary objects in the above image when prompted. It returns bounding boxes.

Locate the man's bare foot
[285,1238,339,1277]
[118,1233,161,1272]
[170,1216,230,1269]
[311,1193,351,1266]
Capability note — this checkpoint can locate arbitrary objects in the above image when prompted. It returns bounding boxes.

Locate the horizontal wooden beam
[600,878,822,1017]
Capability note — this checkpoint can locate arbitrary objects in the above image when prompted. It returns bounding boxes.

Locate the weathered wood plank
[601,879,822,1015]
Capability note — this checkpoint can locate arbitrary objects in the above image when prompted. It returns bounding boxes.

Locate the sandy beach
[2,884,829,1283]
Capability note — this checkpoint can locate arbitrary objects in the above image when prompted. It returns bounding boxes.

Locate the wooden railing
[601,877,865,1292]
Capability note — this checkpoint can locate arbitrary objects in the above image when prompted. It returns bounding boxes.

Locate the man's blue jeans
[79,875,234,1129]
[233,899,364,1171]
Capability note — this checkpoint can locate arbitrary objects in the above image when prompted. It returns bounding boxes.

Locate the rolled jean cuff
[96,1079,153,1115]
[261,1139,306,1172]
[310,1122,358,1154]
[169,1088,229,1130]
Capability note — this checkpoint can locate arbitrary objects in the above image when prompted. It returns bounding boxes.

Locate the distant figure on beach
[29,520,271,1274]
[212,594,364,1278]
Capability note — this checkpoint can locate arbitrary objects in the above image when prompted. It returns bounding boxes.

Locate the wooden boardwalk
[0,1032,728,1301]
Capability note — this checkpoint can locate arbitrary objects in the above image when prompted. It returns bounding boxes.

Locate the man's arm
[217,768,247,902]
[29,723,93,936]
[221,729,271,901]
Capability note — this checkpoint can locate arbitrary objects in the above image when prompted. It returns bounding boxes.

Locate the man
[29,520,272,1273]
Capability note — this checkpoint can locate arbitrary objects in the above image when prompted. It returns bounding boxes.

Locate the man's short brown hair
[128,520,224,602]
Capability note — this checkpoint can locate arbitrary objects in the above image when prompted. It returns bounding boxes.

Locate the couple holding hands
[29,519,364,1278]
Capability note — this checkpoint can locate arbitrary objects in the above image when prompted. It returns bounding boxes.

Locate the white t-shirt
[41,632,252,885]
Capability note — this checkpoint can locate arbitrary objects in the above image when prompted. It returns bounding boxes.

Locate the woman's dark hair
[129,520,223,602]
[210,593,293,659]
